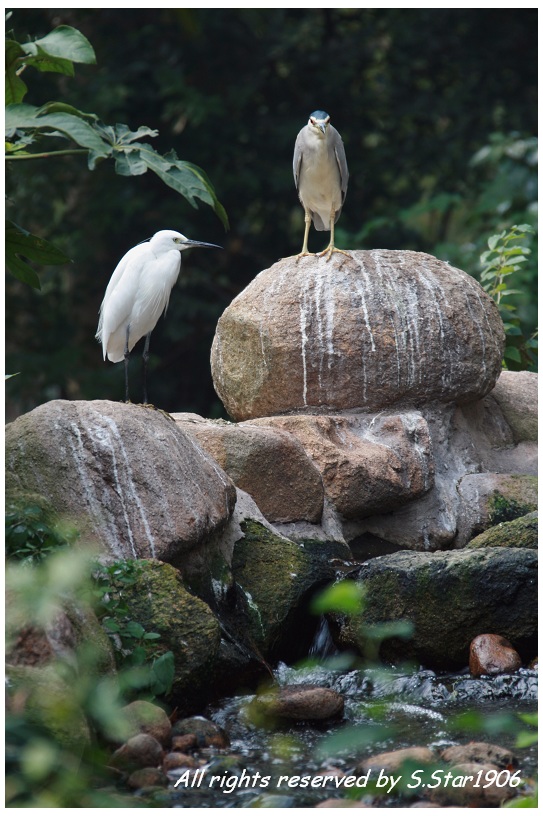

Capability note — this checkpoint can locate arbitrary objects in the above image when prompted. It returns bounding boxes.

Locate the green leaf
[114,148,149,177]
[311,580,366,615]
[504,346,522,362]
[5,220,71,288]
[37,101,99,121]
[315,724,392,760]
[5,103,110,158]
[5,39,28,104]
[21,25,96,65]
[20,50,75,78]
[124,620,145,639]
[150,651,175,694]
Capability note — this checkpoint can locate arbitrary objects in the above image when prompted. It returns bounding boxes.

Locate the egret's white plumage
[96,229,220,402]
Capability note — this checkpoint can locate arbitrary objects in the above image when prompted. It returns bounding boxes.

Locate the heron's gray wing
[293,130,304,190]
[332,127,349,204]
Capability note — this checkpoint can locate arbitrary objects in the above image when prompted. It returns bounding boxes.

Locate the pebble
[316,800,370,808]
[110,733,163,771]
[469,634,522,677]
[357,746,436,774]
[253,684,344,721]
[440,741,517,769]
[126,767,168,789]
[162,751,198,772]
[120,700,172,747]
[430,762,516,807]
[172,716,229,749]
[172,733,198,753]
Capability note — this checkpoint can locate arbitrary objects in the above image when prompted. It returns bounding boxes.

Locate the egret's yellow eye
[174,237,182,244]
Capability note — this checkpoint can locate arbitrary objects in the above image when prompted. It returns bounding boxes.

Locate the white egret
[96,229,221,403]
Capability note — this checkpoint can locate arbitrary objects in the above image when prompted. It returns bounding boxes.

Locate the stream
[167,639,538,808]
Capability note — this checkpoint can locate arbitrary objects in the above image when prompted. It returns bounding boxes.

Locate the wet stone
[357,746,436,774]
[162,752,198,771]
[469,634,522,677]
[110,733,163,771]
[253,684,345,721]
[126,767,168,789]
[171,716,229,749]
[440,741,517,769]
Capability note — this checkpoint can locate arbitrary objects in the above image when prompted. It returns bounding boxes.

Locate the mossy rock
[231,521,335,660]
[467,512,538,550]
[6,664,91,748]
[488,477,537,526]
[110,559,221,708]
[338,547,537,669]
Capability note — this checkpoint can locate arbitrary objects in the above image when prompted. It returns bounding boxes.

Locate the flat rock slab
[5,400,236,564]
[253,684,344,721]
[211,250,504,420]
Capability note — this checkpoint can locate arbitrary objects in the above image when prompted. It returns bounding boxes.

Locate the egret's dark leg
[124,325,131,403]
[142,332,152,405]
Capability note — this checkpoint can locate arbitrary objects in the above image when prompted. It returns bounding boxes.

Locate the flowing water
[167,637,537,808]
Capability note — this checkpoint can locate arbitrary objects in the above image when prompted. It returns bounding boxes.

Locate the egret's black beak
[182,240,222,249]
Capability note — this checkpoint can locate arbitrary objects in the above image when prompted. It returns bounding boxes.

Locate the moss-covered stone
[467,512,538,550]
[231,521,335,660]
[338,548,537,669]
[6,664,91,747]
[110,559,221,708]
[488,477,538,525]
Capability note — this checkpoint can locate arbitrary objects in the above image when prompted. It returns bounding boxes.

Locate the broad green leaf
[37,101,99,121]
[114,148,149,176]
[315,724,392,759]
[137,144,228,228]
[311,579,366,615]
[20,49,75,78]
[504,346,522,362]
[21,25,96,65]
[5,103,110,157]
[124,620,145,639]
[113,123,159,145]
[151,651,175,694]
[5,39,28,104]
[5,220,71,289]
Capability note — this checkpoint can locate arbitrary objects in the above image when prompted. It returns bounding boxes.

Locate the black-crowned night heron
[293,110,349,260]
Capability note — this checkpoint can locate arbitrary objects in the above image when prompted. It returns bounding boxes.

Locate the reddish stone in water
[469,634,522,677]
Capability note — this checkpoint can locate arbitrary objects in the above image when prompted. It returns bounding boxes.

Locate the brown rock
[469,634,522,677]
[249,412,434,519]
[441,741,517,769]
[254,685,344,721]
[211,250,504,420]
[172,733,198,753]
[172,716,229,749]
[120,701,172,747]
[490,370,538,443]
[430,762,516,806]
[110,733,163,771]
[172,413,324,523]
[127,767,168,789]
[162,752,197,771]
[5,400,236,566]
[357,746,436,774]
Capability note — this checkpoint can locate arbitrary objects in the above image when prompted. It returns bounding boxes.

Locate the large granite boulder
[211,251,504,421]
[5,400,236,567]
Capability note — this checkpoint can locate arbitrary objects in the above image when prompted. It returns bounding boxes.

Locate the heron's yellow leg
[296,211,316,261]
[319,212,351,261]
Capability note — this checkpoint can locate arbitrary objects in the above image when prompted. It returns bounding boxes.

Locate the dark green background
[6,9,537,420]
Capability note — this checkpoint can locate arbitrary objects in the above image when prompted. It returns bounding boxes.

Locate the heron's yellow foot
[295,250,316,262]
[319,245,351,261]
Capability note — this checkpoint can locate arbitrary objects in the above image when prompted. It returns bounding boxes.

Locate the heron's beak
[182,239,222,249]
[318,123,327,134]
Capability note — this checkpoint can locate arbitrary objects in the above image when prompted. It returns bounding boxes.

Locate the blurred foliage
[5,9,537,420]
[5,517,172,805]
